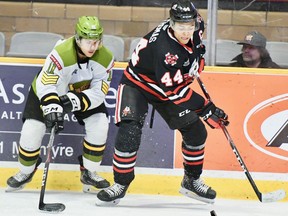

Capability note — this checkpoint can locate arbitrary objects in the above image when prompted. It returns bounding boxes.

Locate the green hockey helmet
[75,16,103,40]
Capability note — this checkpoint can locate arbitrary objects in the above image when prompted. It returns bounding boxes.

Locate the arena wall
[0,1,288,59]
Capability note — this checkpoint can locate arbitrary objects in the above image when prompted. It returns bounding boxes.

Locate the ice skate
[179,174,216,204]
[78,156,110,193]
[80,167,110,193]
[96,183,129,206]
[6,157,42,192]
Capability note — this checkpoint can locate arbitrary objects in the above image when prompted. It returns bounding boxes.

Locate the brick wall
[0,1,288,59]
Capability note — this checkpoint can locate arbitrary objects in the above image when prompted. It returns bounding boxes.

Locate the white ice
[0,189,287,216]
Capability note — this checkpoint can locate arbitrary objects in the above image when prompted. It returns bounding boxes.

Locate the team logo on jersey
[69,80,91,92]
[244,94,288,161]
[164,53,178,66]
[50,54,62,70]
[122,106,131,117]
[46,62,57,74]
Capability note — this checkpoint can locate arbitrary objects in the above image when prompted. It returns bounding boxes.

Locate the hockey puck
[210,210,217,216]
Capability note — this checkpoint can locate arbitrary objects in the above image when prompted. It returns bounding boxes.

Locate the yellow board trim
[0,57,129,69]
[1,57,288,74]
[0,167,287,201]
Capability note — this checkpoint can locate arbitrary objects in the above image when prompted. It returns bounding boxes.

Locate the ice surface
[0,189,287,216]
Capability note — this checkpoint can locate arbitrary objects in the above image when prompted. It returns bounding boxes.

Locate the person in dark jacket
[230,31,280,68]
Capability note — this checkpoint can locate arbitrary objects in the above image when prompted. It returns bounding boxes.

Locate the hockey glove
[200,101,229,129]
[59,91,90,113]
[42,103,64,134]
[199,44,206,56]
[198,57,205,74]
[188,57,205,78]
[188,59,199,78]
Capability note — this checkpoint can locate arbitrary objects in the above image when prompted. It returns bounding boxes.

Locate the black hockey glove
[188,57,205,79]
[59,92,89,113]
[42,103,64,134]
[198,57,205,74]
[200,101,229,129]
[199,44,206,56]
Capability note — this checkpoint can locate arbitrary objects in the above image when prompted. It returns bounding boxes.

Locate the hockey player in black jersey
[97,0,229,206]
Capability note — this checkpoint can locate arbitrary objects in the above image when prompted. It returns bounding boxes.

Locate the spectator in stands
[230,31,280,68]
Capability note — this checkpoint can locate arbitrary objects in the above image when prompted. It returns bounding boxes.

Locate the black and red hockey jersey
[123,16,205,111]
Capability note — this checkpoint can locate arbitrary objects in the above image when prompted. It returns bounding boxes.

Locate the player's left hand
[188,57,205,78]
[198,57,205,74]
[60,92,82,113]
[188,59,199,78]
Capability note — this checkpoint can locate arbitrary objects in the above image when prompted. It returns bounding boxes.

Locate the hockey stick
[196,75,286,202]
[149,107,156,128]
[39,127,66,212]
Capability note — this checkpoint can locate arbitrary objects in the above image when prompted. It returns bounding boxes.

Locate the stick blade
[261,189,286,203]
[39,203,66,213]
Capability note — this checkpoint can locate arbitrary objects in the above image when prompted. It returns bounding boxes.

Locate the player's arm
[40,93,64,133]
[84,63,113,109]
[36,51,65,133]
[60,59,114,113]
[158,62,228,129]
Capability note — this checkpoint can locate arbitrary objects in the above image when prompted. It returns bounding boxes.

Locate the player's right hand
[42,103,64,134]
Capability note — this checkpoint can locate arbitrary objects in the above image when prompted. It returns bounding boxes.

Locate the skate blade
[5,185,25,193]
[95,198,121,206]
[179,187,215,204]
[82,184,102,194]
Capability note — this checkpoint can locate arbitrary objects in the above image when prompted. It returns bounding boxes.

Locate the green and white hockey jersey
[33,36,114,111]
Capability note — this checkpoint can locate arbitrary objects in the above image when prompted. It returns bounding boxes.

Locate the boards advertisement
[0,61,287,174]
[0,61,173,168]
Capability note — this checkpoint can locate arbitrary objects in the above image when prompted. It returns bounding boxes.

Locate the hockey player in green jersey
[6,16,114,193]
